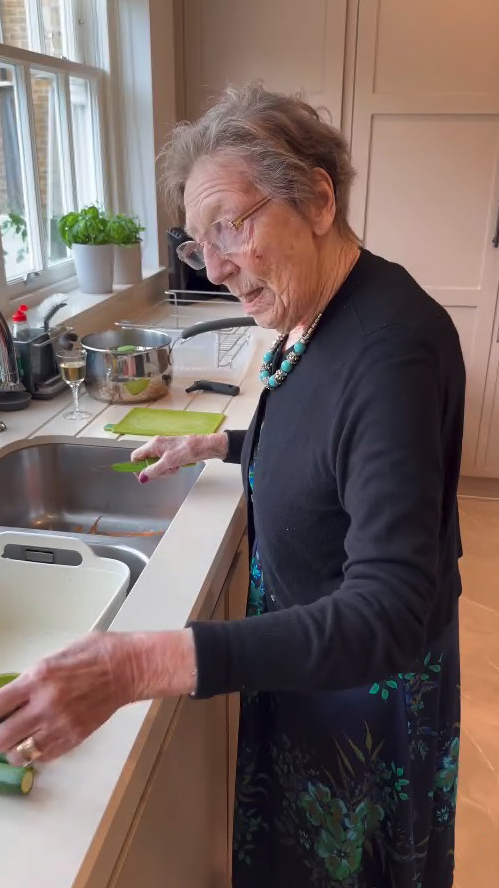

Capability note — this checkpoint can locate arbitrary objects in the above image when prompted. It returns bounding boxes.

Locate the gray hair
[161,83,357,239]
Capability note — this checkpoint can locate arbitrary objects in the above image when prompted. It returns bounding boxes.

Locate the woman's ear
[307,168,336,236]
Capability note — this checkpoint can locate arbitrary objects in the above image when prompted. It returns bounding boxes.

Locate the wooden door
[350,0,499,475]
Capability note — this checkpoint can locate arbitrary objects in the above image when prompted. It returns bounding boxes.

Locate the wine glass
[56,346,91,421]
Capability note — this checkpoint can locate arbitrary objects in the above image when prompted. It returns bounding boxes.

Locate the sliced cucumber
[111,458,159,473]
[0,674,20,725]
[111,458,196,473]
[0,673,19,689]
[0,762,34,795]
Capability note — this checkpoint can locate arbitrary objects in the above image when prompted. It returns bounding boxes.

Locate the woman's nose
[204,245,238,286]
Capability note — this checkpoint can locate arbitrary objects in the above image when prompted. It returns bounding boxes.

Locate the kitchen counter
[0,297,272,888]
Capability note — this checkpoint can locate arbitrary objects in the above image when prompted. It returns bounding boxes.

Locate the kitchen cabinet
[109,536,249,888]
[177,0,347,128]
[225,537,250,880]
[175,0,499,479]
[348,0,499,476]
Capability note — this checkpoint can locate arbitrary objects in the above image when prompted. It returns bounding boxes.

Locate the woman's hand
[131,432,229,482]
[0,629,197,764]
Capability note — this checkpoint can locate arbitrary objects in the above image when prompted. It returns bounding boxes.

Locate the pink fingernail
[139,474,149,484]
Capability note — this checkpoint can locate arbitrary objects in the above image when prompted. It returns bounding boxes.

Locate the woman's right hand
[131,432,229,482]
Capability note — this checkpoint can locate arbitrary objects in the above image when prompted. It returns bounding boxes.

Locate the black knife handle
[185,380,240,396]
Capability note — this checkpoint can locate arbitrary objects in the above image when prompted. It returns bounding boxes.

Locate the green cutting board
[109,407,225,437]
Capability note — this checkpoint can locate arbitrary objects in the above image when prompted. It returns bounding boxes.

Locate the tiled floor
[455,497,499,887]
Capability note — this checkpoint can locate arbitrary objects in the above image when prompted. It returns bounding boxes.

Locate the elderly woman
[0,85,464,888]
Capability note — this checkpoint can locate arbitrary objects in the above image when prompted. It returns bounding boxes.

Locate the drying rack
[162,289,253,372]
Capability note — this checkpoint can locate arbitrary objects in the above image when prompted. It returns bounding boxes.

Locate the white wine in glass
[56,347,91,420]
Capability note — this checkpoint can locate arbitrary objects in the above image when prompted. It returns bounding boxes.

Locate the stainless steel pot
[81,329,173,404]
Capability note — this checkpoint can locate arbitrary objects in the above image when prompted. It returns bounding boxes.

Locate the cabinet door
[110,589,229,888]
[224,537,249,879]
[475,320,499,476]
[180,0,347,126]
[350,0,499,475]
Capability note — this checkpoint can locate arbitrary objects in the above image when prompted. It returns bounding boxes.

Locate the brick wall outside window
[0,0,63,221]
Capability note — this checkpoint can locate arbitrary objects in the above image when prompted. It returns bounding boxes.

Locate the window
[0,0,108,310]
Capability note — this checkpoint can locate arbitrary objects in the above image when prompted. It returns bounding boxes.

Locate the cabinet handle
[493,196,499,248]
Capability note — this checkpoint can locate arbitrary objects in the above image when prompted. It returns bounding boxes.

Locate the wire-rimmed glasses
[177,196,271,270]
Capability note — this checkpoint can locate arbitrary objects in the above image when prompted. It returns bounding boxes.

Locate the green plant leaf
[108,213,145,245]
[58,205,112,246]
[344,735,366,765]
[364,722,372,754]
[371,738,385,762]
[334,741,356,779]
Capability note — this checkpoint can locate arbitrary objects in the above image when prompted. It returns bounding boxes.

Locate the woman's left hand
[0,632,134,765]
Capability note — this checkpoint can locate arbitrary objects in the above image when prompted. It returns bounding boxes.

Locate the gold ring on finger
[16,735,42,766]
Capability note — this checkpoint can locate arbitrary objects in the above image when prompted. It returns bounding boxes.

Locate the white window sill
[21,267,167,333]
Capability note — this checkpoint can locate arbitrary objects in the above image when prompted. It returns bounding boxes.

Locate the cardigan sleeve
[223,429,247,465]
[190,328,448,697]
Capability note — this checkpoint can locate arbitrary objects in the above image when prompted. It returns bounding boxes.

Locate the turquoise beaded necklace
[260,312,323,390]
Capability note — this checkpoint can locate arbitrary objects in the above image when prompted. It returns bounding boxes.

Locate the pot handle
[115,316,256,340]
[115,320,167,335]
[181,317,256,341]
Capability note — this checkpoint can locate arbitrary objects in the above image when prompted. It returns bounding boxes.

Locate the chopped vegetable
[115,345,137,354]
[0,762,34,795]
[111,458,159,473]
[0,673,19,688]
[111,459,196,473]
[0,674,21,726]
[125,379,149,395]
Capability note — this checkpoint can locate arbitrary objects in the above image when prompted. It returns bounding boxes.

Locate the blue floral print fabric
[232,451,460,888]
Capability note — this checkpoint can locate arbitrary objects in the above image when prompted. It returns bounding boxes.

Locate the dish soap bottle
[12,304,29,339]
[11,304,30,381]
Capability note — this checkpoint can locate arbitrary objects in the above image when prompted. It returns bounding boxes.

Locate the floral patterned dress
[232,449,460,888]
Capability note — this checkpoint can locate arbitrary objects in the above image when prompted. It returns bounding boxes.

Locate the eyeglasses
[177,196,271,270]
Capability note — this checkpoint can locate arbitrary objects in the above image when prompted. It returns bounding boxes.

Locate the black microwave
[166,228,237,301]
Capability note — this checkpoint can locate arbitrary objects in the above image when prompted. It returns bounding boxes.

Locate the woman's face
[183,157,335,332]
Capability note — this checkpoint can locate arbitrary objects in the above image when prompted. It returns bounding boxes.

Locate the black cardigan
[190,250,465,698]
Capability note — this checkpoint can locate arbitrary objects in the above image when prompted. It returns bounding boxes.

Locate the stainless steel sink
[0,436,204,593]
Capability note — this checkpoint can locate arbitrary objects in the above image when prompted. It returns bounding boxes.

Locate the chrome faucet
[0,307,23,391]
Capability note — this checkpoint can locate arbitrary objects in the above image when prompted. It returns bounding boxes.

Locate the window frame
[0,6,110,314]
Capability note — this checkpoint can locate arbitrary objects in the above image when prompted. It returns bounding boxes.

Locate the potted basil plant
[109,214,145,285]
[58,205,113,294]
